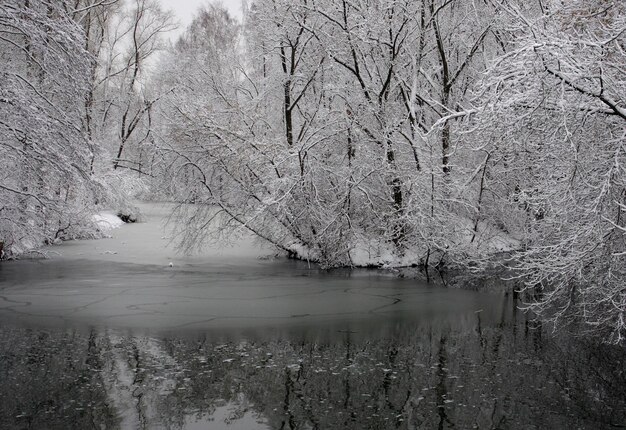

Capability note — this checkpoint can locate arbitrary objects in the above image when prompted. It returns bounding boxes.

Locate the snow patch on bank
[345,218,521,268]
[93,212,124,232]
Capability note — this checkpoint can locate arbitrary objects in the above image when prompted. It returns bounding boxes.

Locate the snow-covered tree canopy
[0,0,100,255]
[475,0,626,343]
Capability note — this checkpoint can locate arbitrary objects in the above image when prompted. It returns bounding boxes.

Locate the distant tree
[156,3,254,247]
[71,0,123,173]
[73,0,176,203]
[109,0,174,173]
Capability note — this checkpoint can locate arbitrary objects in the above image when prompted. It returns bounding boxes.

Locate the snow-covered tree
[0,0,104,257]
[110,0,174,173]
[157,0,508,267]
[475,0,626,342]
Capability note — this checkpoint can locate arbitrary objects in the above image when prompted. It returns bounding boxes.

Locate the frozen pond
[0,203,624,429]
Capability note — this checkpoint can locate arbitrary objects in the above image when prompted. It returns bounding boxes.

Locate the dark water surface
[0,204,624,429]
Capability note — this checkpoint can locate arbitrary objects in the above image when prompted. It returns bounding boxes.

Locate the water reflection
[1,299,624,430]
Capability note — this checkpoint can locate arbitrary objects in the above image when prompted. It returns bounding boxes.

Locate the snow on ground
[348,217,521,268]
[92,212,124,232]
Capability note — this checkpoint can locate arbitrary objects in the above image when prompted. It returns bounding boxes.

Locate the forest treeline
[0,0,624,342]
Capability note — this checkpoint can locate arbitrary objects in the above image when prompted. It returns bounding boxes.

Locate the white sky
[159,0,243,37]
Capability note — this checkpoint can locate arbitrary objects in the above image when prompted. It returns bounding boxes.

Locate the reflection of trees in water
[0,328,119,429]
[0,307,624,429]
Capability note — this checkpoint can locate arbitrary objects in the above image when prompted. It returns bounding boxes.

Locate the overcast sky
[160,0,243,37]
